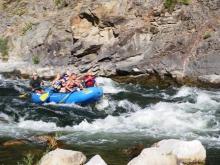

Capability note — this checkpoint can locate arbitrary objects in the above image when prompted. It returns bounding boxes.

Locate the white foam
[95,97,110,110]
[71,100,217,138]
[14,87,219,142]
[196,92,218,106]
[96,77,125,94]
[118,100,141,112]
[173,86,196,98]
[0,113,11,122]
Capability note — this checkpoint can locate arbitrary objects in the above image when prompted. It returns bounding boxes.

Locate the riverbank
[2,60,220,89]
[1,136,219,165]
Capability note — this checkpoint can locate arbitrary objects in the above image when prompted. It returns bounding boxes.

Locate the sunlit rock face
[0,0,220,86]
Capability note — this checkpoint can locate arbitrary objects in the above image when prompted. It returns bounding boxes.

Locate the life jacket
[61,74,69,82]
[84,76,95,87]
[52,80,62,90]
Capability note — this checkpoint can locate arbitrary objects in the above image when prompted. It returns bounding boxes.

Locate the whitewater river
[0,75,219,164]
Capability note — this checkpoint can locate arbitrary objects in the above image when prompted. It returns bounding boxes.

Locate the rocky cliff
[0,0,220,87]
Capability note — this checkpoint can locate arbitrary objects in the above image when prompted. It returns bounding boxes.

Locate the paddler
[29,72,44,94]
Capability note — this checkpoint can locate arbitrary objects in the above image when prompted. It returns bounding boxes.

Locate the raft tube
[31,87,103,104]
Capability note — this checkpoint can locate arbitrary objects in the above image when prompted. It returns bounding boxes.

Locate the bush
[53,0,64,7]
[164,0,177,10]
[0,37,9,58]
[17,153,34,165]
[32,56,40,64]
[164,0,190,11]
[22,22,33,35]
[203,31,211,39]
[179,0,190,5]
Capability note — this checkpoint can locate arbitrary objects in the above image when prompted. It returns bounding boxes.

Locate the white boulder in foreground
[39,148,86,165]
[154,139,206,164]
[86,155,107,165]
[127,147,178,165]
[128,139,206,165]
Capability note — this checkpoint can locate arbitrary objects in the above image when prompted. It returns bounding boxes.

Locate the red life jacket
[84,76,95,87]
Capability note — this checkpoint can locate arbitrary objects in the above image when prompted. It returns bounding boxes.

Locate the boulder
[2,139,27,147]
[39,148,86,165]
[122,143,145,159]
[154,139,206,164]
[127,147,178,165]
[30,134,63,149]
[86,155,107,165]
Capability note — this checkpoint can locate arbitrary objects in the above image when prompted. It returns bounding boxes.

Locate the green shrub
[32,56,40,64]
[0,38,9,58]
[203,31,211,39]
[53,0,64,7]
[17,153,34,165]
[164,0,190,11]
[164,0,177,10]
[179,0,190,5]
[22,22,33,35]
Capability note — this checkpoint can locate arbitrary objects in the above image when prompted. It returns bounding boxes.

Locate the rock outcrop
[0,0,220,87]
[39,148,86,165]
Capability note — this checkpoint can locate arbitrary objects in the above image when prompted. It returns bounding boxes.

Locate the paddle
[19,93,29,99]
[39,92,50,102]
[19,86,52,102]
[59,89,77,104]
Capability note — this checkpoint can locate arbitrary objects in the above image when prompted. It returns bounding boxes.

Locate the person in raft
[82,71,96,88]
[51,70,96,93]
[65,73,84,92]
[29,72,44,94]
[51,72,83,93]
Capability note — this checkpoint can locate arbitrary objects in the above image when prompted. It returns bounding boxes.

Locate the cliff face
[0,0,220,86]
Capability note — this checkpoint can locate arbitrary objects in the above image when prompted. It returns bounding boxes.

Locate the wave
[1,76,220,148]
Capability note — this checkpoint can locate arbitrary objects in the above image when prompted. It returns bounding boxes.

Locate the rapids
[0,75,220,164]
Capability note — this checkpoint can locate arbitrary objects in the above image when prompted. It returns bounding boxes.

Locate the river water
[0,75,220,165]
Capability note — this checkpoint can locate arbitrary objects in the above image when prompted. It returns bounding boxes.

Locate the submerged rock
[2,139,28,147]
[127,147,178,165]
[39,148,86,165]
[154,139,206,164]
[30,134,63,149]
[122,143,145,159]
[86,155,107,165]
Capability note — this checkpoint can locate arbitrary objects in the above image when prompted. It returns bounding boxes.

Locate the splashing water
[0,76,220,164]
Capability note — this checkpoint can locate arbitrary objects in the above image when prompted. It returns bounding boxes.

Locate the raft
[31,87,103,104]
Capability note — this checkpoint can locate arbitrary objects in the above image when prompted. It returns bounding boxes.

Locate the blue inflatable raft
[31,87,103,104]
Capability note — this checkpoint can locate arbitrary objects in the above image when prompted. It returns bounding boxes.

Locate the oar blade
[40,92,49,102]
[19,93,28,99]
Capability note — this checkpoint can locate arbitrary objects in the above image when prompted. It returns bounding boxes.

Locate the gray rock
[39,148,86,165]
[154,139,206,164]
[127,147,178,165]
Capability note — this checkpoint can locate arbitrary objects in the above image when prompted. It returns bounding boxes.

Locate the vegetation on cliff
[0,37,9,60]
